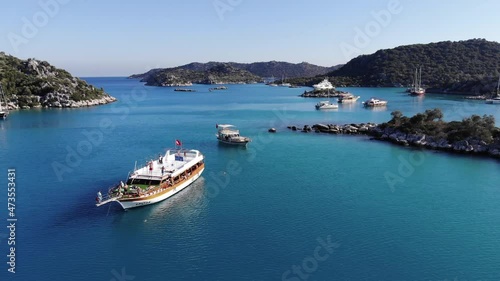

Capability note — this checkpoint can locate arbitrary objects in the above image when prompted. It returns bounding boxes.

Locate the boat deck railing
[95,192,120,207]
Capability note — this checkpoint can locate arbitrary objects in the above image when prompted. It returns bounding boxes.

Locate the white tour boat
[315,100,339,109]
[96,147,205,209]
[363,98,388,107]
[313,78,335,91]
[216,124,251,146]
[337,93,361,103]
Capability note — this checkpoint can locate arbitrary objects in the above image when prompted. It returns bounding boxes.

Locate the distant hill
[289,39,500,95]
[0,52,115,109]
[139,63,262,86]
[130,61,341,85]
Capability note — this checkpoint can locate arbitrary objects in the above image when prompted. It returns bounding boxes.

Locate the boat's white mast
[0,84,7,113]
[417,67,420,89]
[497,75,500,97]
[419,66,422,89]
[0,85,3,111]
[413,68,417,89]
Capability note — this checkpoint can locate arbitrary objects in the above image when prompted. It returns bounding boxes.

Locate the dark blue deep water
[1,77,500,280]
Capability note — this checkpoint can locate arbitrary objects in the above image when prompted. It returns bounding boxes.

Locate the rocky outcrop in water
[287,122,500,159]
[300,89,351,98]
[369,126,500,157]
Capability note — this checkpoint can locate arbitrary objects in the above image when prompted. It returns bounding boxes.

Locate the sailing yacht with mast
[279,75,291,87]
[409,67,425,96]
[485,75,500,104]
[0,84,9,120]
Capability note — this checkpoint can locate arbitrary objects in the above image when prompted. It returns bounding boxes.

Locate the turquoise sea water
[1,77,500,280]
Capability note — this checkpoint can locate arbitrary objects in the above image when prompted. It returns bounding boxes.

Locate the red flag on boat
[175,139,182,146]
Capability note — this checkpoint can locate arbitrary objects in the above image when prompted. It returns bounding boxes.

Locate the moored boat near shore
[96,146,205,209]
[216,124,251,146]
[485,75,500,104]
[409,67,425,96]
[315,100,338,109]
[363,98,388,107]
[337,93,360,103]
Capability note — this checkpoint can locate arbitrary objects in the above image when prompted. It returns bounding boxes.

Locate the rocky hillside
[0,52,115,109]
[289,39,500,96]
[130,61,341,83]
[140,63,262,86]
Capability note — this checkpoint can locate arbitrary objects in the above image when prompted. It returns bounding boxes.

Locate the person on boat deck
[158,154,163,164]
[97,191,102,203]
[161,166,165,175]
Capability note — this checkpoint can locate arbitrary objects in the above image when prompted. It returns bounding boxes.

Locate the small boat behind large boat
[216,124,251,146]
[95,147,205,210]
[315,100,338,109]
[337,93,360,103]
[363,98,388,107]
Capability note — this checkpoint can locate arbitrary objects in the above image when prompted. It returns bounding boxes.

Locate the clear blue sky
[1,0,499,76]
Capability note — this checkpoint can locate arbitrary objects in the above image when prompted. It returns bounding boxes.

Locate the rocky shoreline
[300,89,351,98]
[287,123,500,159]
[6,95,117,110]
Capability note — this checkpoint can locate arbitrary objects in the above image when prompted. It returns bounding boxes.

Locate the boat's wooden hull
[409,91,425,96]
[217,139,250,146]
[117,165,204,209]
